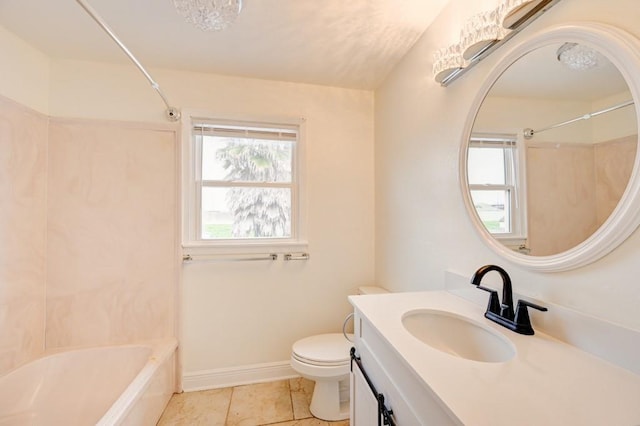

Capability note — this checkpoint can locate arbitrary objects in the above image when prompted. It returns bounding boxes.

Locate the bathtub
[0,339,177,425]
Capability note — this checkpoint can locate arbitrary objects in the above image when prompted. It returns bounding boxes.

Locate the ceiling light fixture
[172,0,243,31]
[556,42,601,71]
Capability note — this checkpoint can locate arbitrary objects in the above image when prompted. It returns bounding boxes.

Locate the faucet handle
[514,299,548,335]
[476,285,500,315]
[518,299,548,312]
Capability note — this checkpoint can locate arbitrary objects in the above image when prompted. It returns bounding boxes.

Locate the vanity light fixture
[556,42,602,71]
[433,44,466,84]
[172,0,243,31]
[460,7,509,61]
[433,0,562,86]
[502,0,546,29]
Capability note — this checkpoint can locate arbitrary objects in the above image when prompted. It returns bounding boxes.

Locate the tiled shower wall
[0,96,48,375]
[0,96,178,373]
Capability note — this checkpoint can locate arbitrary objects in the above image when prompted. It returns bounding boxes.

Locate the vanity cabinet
[350,310,459,426]
[349,290,640,425]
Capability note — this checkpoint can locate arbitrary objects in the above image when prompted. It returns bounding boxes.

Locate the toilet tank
[357,286,389,295]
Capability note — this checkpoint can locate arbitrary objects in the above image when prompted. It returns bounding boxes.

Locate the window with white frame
[467,134,526,241]
[183,116,304,247]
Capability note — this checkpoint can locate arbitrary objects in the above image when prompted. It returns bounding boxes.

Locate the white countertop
[349,291,640,426]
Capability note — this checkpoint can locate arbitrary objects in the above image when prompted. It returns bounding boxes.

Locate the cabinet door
[350,363,380,426]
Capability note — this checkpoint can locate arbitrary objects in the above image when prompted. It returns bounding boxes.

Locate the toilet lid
[292,333,353,365]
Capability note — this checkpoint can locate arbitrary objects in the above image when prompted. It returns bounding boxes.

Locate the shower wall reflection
[527,134,636,255]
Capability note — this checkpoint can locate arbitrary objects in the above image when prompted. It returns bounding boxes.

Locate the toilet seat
[291,333,352,366]
[291,352,349,367]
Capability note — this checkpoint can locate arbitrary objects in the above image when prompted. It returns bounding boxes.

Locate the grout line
[288,378,295,421]
[224,385,234,424]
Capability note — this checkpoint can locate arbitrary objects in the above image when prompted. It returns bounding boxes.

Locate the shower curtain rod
[523,99,634,139]
[74,0,180,121]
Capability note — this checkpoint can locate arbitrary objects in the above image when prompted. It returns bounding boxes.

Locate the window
[183,115,305,248]
[467,134,526,241]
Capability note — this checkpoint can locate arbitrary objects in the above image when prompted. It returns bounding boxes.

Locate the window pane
[201,136,293,183]
[468,147,506,185]
[201,187,291,239]
[470,190,511,233]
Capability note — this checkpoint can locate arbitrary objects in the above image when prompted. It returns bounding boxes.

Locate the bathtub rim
[96,338,178,426]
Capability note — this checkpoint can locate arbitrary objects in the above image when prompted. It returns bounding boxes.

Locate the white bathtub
[0,339,177,426]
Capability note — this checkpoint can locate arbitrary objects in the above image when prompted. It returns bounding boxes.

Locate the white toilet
[290,286,389,421]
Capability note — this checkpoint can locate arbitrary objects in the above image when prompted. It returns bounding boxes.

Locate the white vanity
[349,291,640,425]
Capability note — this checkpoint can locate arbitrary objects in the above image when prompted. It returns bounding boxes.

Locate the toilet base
[309,377,350,421]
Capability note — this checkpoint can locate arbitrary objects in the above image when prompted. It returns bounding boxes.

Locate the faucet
[471,264,514,320]
[471,264,547,335]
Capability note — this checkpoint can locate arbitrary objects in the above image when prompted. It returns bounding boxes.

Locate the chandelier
[556,43,602,71]
[172,0,243,31]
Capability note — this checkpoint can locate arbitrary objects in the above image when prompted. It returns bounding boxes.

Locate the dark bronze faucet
[471,265,547,335]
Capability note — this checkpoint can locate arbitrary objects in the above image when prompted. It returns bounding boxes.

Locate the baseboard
[182,361,299,392]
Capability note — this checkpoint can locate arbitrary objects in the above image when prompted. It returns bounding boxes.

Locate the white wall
[375,0,640,330]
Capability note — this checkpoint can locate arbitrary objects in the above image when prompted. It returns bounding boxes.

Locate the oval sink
[402,309,516,363]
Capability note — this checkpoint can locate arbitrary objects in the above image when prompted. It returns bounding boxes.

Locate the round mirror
[460,23,640,271]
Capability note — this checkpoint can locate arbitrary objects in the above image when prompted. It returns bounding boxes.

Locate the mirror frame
[460,22,640,272]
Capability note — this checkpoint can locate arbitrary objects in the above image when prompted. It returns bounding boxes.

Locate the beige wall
[375,0,640,329]
[46,119,178,348]
[525,136,636,256]
[0,95,178,367]
[0,96,48,374]
[595,135,637,224]
[526,144,598,256]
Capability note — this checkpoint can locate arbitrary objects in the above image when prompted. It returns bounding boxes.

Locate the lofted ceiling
[0,0,450,90]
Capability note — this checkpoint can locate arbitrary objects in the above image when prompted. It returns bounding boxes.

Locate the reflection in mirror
[468,42,637,256]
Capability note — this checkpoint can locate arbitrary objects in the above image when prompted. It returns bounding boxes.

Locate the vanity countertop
[349,291,640,426]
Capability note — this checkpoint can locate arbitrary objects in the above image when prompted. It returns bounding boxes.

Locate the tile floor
[157,378,350,426]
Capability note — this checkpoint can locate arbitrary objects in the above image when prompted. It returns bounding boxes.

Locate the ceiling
[489,43,629,102]
[0,0,450,90]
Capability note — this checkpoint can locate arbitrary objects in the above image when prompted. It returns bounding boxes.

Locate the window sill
[494,236,528,253]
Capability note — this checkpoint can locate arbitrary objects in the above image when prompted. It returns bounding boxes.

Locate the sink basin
[402,309,516,363]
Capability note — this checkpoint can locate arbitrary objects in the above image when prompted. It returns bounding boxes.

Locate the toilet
[290,286,389,421]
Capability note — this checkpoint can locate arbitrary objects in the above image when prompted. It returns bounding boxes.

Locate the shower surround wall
[0,96,48,374]
[46,119,178,348]
[527,135,637,256]
[0,93,178,372]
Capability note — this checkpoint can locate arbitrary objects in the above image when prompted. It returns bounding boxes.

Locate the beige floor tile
[225,380,294,426]
[289,377,315,420]
[157,388,232,426]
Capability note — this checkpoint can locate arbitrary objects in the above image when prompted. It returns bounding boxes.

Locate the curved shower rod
[523,99,634,139]
[75,0,180,121]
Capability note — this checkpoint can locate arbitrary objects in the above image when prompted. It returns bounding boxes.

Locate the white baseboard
[182,361,299,392]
